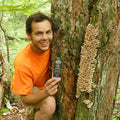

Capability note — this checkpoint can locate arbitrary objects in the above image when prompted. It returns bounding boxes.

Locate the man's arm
[21,78,59,105]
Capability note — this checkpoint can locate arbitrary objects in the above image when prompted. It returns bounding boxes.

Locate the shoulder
[14,43,31,69]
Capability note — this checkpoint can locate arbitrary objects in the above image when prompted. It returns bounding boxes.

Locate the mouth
[40,41,49,47]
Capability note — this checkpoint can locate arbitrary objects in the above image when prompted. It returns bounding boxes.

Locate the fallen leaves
[1,102,26,120]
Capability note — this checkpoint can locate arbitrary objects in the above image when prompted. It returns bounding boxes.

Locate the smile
[40,42,49,47]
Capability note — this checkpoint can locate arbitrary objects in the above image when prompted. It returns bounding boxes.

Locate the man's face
[27,20,53,54]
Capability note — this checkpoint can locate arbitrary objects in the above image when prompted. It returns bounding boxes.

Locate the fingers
[45,78,55,86]
[45,78,60,96]
[45,78,59,89]
[49,84,58,95]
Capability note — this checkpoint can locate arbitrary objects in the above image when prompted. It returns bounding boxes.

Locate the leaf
[0,5,22,10]
[5,98,12,110]
[0,3,38,12]
[2,112,10,116]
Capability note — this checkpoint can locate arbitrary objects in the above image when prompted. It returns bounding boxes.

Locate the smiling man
[11,12,59,120]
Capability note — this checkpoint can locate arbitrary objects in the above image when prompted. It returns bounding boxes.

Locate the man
[11,12,59,120]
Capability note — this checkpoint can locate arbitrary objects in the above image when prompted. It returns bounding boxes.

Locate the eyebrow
[36,31,43,34]
[35,29,52,34]
[46,29,52,33]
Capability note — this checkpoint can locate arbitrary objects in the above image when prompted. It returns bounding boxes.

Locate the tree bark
[51,0,120,120]
[0,1,10,62]
[0,16,10,109]
[0,52,5,108]
[0,28,7,108]
[0,24,10,62]
[13,11,18,37]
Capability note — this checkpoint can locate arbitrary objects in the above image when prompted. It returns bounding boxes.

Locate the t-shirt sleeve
[11,68,33,95]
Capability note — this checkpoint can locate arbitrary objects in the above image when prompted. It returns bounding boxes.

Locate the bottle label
[53,57,62,80]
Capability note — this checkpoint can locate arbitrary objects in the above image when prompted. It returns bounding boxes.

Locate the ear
[26,32,32,40]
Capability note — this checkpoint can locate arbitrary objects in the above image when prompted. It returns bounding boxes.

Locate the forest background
[0,0,51,119]
[0,0,120,120]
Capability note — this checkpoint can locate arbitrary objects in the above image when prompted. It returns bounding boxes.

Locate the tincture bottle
[53,57,62,80]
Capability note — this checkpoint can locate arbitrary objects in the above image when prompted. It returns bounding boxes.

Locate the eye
[46,30,51,34]
[36,32,42,36]
[37,32,42,35]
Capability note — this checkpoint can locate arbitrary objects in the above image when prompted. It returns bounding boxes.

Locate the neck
[30,43,44,54]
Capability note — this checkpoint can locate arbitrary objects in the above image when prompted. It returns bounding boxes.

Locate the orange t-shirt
[11,42,50,95]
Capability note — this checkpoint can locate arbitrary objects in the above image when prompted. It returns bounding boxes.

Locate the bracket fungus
[83,100,93,109]
[76,24,99,99]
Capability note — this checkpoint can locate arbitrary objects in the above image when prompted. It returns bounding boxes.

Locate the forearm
[21,89,48,105]
[21,78,59,105]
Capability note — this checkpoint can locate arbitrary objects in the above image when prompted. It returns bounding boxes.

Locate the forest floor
[1,102,26,120]
[0,99,120,120]
[0,88,120,120]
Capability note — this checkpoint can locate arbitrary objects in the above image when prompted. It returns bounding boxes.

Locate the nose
[42,33,47,40]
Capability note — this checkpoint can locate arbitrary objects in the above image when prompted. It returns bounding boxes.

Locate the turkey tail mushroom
[76,24,99,99]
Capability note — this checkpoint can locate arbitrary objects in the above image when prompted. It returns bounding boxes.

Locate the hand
[44,78,60,96]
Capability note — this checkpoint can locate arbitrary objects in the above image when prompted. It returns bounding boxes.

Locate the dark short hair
[26,12,52,34]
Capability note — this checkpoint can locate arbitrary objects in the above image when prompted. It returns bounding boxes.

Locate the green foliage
[0,0,51,14]
[112,114,120,120]
[3,39,29,80]
[112,78,120,120]
[0,108,9,119]
[0,0,51,38]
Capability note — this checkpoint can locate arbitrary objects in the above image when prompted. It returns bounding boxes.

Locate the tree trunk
[51,0,120,120]
[0,52,5,108]
[0,28,7,108]
[13,11,18,37]
[0,25,10,62]
[0,2,10,62]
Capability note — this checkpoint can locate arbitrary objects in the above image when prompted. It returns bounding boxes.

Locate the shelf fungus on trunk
[83,100,93,109]
[76,24,99,99]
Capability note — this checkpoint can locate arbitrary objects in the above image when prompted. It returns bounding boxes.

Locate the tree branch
[0,8,30,11]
